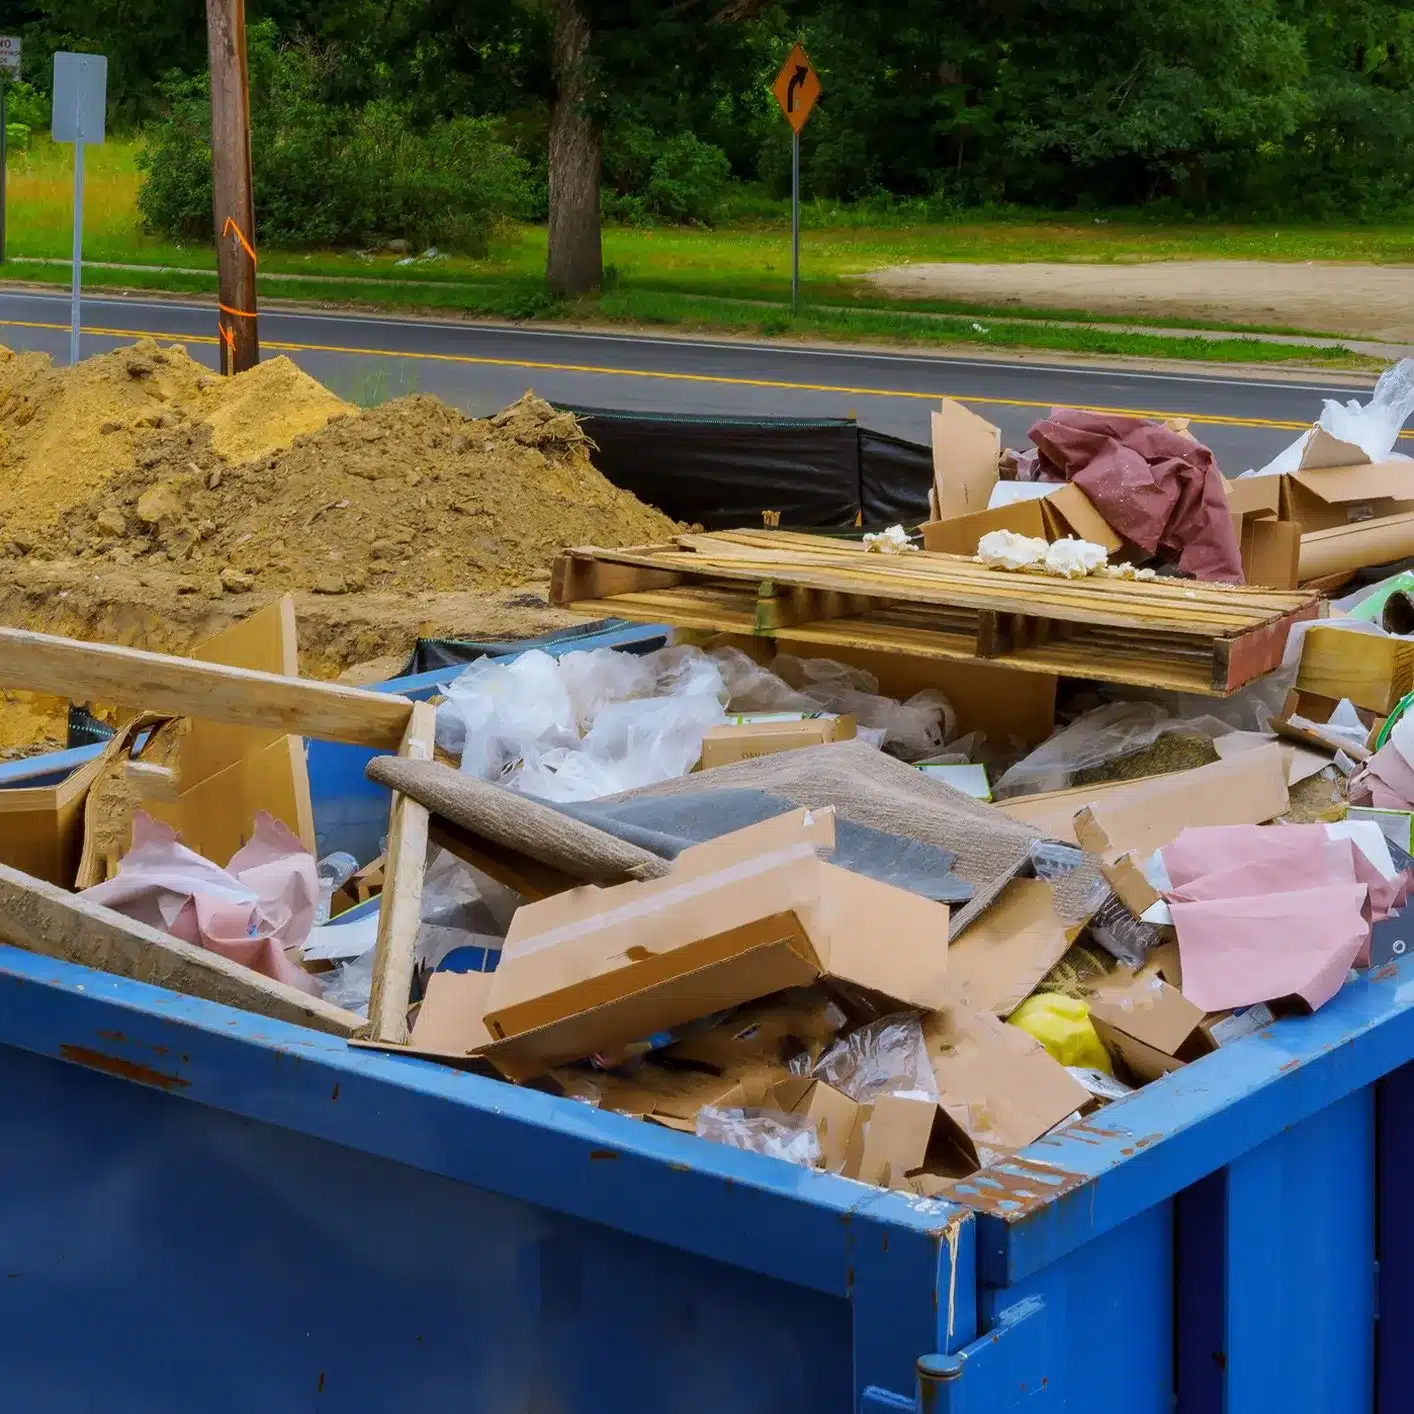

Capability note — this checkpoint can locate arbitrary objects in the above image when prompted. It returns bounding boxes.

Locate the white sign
[52,52,107,145]
[0,37,20,76]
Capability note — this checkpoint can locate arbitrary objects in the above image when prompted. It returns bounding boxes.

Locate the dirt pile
[0,342,352,541]
[48,386,676,595]
[0,342,677,751]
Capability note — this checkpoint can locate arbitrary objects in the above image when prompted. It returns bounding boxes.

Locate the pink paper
[1353,741,1414,811]
[83,812,320,995]
[1169,884,1370,1013]
[1162,823,1327,890]
[1161,822,1414,1010]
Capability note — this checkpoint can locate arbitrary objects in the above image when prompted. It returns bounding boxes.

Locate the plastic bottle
[314,851,360,925]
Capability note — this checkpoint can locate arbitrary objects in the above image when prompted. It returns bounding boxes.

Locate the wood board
[551,531,1321,696]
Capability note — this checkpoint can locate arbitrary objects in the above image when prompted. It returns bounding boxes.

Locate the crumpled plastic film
[1247,356,1414,476]
[695,1105,822,1167]
[812,1013,940,1104]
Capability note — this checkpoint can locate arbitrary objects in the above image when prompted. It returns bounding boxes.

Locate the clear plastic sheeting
[1246,356,1414,477]
[695,1105,823,1167]
[435,645,729,802]
[812,1013,940,1104]
[994,701,1235,799]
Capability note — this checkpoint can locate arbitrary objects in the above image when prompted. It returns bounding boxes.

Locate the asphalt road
[0,287,1386,473]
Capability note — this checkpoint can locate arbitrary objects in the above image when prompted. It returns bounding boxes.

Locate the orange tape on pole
[221,217,257,265]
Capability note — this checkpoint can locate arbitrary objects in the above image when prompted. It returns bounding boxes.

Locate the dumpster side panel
[1175,1087,1375,1414]
[0,1040,852,1414]
[1378,1059,1414,1412]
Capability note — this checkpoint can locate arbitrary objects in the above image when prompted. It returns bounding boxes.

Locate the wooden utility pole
[205,0,258,374]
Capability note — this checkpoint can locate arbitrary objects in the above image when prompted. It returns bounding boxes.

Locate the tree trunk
[546,0,602,296]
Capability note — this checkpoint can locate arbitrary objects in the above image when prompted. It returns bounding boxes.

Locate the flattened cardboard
[946,877,1071,1017]
[1240,516,1302,589]
[923,1006,1090,1154]
[1089,974,1207,1056]
[406,969,497,1057]
[584,1058,780,1125]
[772,1076,860,1173]
[478,808,952,1077]
[1091,1015,1184,1085]
[855,1093,970,1189]
[921,482,1123,558]
[931,398,1001,519]
[699,714,855,769]
[1101,854,1161,919]
[1073,744,1289,858]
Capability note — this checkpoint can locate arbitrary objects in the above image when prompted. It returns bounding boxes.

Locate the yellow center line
[1,314,1395,439]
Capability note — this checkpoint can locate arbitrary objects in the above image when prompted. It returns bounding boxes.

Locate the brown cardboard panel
[1100,854,1161,919]
[921,502,1046,557]
[773,1077,860,1173]
[0,748,104,887]
[665,989,846,1072]
[1091,1015,1185,1085]
[1089,974,1205,1055]
[406,970,497,1056]
[931,399,1001,518]
[1223,476,1282,520]
[1073,744,1290,858]
[855,1093,951,1189]
[1297,427,1369,472]
[478,809,951,1077]
[794,645,1058,748]
[146,733,315,865]
[1040,483,1125,552]
[699,715,855,769]
[946,877,1072,1018]
[1241,517,1302,589]
[923,1006,1090,1153]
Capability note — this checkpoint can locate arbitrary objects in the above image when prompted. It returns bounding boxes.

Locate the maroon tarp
[1026,411,1244,583]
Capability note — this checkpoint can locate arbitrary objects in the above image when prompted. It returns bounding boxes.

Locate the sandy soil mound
[0,342,678,751]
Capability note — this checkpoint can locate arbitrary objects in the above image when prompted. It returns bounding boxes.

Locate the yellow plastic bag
[1009,993,1112,1073]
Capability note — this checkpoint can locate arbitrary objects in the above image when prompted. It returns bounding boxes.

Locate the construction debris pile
[4,348,1414,1200]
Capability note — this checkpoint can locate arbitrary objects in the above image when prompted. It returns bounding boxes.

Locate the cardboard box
[855,1092,980,1191]
[699,713,856,769]
[1089,974,1210,1058]
[923,396,1122,556]
[1226,430,1414,586]
[772,1076,861,1173]
[922,482,1124,558]
[1073,743,1290,858]
[477,808,952,1077]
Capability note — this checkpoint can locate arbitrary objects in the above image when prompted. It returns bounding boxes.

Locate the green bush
[137,38,531,252]
[603,126,733,225]
[4,123,29,152]
[2,81,47,132]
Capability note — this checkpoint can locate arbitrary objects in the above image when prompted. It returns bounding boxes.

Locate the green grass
[0,134,1397,369]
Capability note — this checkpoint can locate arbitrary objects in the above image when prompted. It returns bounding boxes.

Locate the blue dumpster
[1,939,1413,1412]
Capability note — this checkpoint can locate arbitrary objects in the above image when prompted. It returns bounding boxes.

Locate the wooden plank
[364,701,436,1046]
[0,626,414,749]
[621,532,1317,617]
[1296,625,1414,715]
[0,859,361,1035]
[550,553,681,605]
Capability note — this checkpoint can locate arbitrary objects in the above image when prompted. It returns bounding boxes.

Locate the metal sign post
[0,37,22,264]
[52,52,107,367]
[771,44,821,314]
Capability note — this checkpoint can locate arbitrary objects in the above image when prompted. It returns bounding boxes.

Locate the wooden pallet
[551,530,1322,696]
